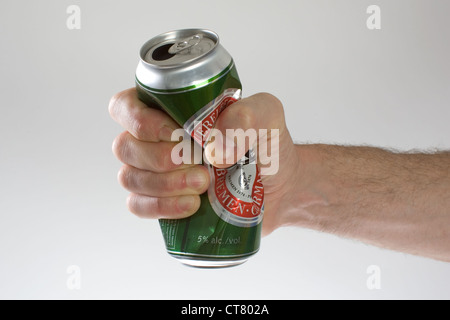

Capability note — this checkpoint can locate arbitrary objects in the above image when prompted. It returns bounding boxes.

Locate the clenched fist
[109,88,299,236]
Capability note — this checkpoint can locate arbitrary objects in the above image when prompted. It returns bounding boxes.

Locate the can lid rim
[135,60,234,94]
[139,29,219,69]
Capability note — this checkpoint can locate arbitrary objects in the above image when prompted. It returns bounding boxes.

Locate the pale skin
[109,88,450,262]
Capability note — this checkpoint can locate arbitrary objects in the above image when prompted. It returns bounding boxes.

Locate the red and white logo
[184,88,265,227]
[209,163,264,227]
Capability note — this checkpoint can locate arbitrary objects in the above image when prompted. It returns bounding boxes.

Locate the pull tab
[168,34,203,54]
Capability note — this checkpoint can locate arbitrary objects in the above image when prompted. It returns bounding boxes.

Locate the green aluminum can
[135,29,264,267]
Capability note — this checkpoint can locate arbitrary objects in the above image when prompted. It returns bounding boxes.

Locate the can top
[136,29,233,92]
[141,29,218,68]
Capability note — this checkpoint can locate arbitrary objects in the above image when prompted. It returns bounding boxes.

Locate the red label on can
[183,88,264,228]
[214,167,264,219]
[191,96,238,147]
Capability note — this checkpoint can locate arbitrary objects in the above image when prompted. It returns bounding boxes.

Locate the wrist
[277,144,330,229]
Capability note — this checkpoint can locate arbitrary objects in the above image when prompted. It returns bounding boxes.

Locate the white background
[0,0,449,299]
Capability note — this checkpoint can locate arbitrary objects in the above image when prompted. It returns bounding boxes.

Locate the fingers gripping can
[135,29,264,267]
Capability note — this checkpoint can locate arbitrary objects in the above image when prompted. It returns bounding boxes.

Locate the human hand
[109,88,299,236]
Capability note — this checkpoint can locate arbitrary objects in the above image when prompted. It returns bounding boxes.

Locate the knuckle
[126,193,140,216]
[153,151,167,172]
[108,90,129,119]
[235,104,256,129]
[108,92,121,118]
[132,114,160,142]
[160,171,187,194]
[154,197,165,215]
[131,111,159,142]
[112,131,130,162]
[256,92,280,103]
[156,173,173,193]
[154,143,176,172]
[117,165,133,190]
[152,197,173,218]
[127,194,158,219]
[130,113,148,141]
[257,92,284,113]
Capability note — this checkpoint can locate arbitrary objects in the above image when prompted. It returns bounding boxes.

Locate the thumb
[204,92,286,168]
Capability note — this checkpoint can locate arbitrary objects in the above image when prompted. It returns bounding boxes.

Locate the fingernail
[177,196,196,213]
[187,170,208,190]
[159,125,174,141]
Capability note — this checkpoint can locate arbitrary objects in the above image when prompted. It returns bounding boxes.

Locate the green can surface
[135,29,264,267]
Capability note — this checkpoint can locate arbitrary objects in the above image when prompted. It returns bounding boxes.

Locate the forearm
[282,144,450,262]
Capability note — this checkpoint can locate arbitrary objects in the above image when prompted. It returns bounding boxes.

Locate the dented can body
[135,29,264,267]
